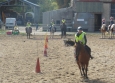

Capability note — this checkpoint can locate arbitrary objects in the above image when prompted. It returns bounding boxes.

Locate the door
[94,14,101,31]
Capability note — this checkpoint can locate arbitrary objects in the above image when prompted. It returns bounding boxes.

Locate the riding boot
[27,34,28,39]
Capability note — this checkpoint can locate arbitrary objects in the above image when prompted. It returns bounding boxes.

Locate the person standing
[35,22,39,31]
[26,20,32,28]
[61,18,66,38]
[49,19,55,38]
[61,18,66,24]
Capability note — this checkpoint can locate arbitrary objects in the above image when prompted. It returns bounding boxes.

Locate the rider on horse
[108,16,114,31]
[74,26,93,61]
[102,18,105,24]
[49,19,56,32]
[101,18,107,31]
[110,16,114,26]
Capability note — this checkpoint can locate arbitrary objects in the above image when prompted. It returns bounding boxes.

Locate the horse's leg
[102,32,103,38]
[111,31,112,38]
[77,62,83,77]
[85,64,89,79]
[112,31,114,38]
[110,31,111,38]
[61,30,63,38]
[50,32,51,38]
[104,32,105,38]
[29,33,30,39]
[51,32,53,38]
[27,33,28,39]
[50,32,53,38]
[81,65,85,77]
[113,31,114,38]
[52,32,54,38]
[108,31,110,38]
[64,30,66,38]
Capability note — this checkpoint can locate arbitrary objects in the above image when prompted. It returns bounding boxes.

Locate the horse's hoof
[85,77,89,79]
[90,56,94,59]
[80,76,84,78]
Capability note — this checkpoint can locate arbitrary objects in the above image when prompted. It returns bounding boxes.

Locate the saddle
[75,44,92,60]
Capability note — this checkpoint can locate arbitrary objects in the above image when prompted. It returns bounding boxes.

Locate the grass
[0,29,6,35]
[19,32,26,36]
[0,29,27,36]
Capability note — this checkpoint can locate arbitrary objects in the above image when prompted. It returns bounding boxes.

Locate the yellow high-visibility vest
[62,19,66,23]
[75,32,86,45]
[26,22,31,27]
[51,21,54,26]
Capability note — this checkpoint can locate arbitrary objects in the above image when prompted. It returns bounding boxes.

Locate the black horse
[60,23,66,38]
[25,27,32,39]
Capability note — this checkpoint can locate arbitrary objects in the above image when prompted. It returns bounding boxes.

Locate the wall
[73,13,94,31]
[103,3,111,25]
[42,8,73,31]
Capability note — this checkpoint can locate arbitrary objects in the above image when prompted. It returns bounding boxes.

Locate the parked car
[5,18,16,30]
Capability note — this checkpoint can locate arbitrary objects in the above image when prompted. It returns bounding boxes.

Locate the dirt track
[0,33,115,83]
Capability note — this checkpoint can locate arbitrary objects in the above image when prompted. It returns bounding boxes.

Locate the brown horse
[108,24,115,38]
[65,40,91,79]
[75,41,90,79]
[100,24,107,38]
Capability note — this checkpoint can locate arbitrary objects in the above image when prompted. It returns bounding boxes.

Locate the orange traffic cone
[36,58,41,73]
[44,42,48,49]
[44,48,47,56]
[46,35,48,42]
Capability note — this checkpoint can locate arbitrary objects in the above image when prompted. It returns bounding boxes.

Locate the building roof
[19,0,40,7]
[0,0,40,7]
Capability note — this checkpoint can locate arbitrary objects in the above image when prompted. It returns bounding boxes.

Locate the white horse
[108,24,115,38]
[100,24,107,38]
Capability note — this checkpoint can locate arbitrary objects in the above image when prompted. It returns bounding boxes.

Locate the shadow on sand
[32,37,62,40]
[81,78,107,83]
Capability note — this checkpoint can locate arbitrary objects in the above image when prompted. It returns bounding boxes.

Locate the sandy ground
[0,33,115,83]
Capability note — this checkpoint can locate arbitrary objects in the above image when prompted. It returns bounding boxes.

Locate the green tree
[27,0,38,4]
[38,0,58,23]
[55,0,70,8]
[0,0,6,2]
